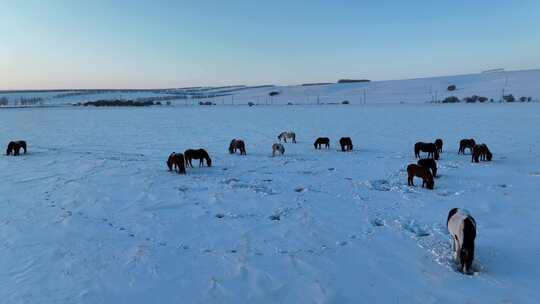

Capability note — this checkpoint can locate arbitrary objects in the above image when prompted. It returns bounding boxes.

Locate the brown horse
[166,152,186,174]
[313,137,330,149]
[339,137,353,151]
[417,158,437,178]
[414,142,439,160]
[472,144,492,163]
[184,149,212,167]
[229,139,246,155]
[407,164,434,189]
[435,138,443,153]
[459,139,476,154]
[6,141,27,156]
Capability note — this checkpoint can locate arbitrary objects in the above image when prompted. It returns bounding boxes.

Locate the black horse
[459,139,476,154]
[417,158,437,178]
[414,142,439,160]
[184,149,212,167]
[6,141,27,156]
[339,137,353,151]
[229,139,246,155]
[313,137,330,149]
[472,144,492,163]
[166,152,186,174]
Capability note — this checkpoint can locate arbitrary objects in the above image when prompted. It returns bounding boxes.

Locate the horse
[229,139,246,155]
[435,139,443,153]
[447,208,476,274]
[339,137,353,151]
[417,158,437,178]
[166,152,186,174]
[6,141,27,156]
[414,142,439,160]
[184,149,212,167]
[459,139,476,154]
[407,164,434,189]
[272,143,285,156]
[277,131,296,143]
[472,144,492,163]
[313,137,330,149]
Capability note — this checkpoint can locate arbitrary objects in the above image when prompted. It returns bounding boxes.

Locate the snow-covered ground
[1,69,539,106]
[1,104,540,303]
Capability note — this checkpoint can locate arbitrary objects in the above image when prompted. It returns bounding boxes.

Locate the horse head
[228,140,236,154]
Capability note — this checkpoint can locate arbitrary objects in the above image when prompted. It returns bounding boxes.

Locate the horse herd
[408,137,493,274]
[5,134,491,274]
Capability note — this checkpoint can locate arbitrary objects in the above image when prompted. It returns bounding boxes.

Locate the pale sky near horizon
[1,0,539,89]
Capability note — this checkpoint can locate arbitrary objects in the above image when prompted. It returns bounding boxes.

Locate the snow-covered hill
[1,69,539,106]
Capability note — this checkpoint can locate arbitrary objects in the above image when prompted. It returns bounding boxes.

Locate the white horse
[277,131,296,143]
[447,208,477,274]
[272,143,285,157]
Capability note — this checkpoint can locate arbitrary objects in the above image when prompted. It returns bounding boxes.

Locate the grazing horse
[417,158,437,178]
[414,142,439,160]
[166,152,186,174]
[272,143,285,156]
[459,138,476,154]
[313,137,330,149]
[472,144,492,163]
[184,149,212,167]
[447,208,476,274]
[229,139,246,155]
[407,164,434,189]
[339,137,353,151]
[6,141,27,156]
[278,131,296,143]
[435,138,443,153]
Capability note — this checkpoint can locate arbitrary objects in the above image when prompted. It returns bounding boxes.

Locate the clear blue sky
[1,0,539,89]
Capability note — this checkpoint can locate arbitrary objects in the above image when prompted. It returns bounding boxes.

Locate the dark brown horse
[459,139,476,154]
[472,144,492,163]
[435,139,443,153]
[414,142,439,160]
[6,141,27,156]
[166,152,186,174]
[407,164,434,189]
[417,158,437,178]
[184,149,212,167]
[339,137,353,151]
[229,139,246,155]
[313,137,330,149]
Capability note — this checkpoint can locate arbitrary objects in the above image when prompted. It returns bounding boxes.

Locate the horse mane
[447,208,459,226]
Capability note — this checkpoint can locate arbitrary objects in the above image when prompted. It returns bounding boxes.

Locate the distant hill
[1,69,539,106]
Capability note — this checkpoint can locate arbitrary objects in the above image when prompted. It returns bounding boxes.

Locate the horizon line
[1,68,538,93]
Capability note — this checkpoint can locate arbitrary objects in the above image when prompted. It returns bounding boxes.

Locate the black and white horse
[447,208,477,274]
[277,131,296,143]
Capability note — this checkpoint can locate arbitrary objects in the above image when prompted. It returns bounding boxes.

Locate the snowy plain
[1,103,540,303]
